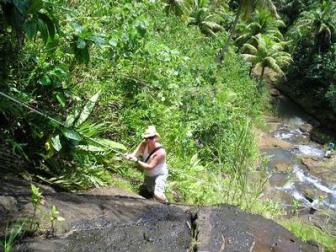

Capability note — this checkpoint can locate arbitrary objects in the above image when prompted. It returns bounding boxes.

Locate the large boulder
[0,178,319,252]
[196,206,318,252]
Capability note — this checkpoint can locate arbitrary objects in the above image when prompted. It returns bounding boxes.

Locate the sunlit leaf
[51,135,62,151]
[91,138,127,151]
[61,128,81,141]
[76,145,104,152]
[75,91,101,127]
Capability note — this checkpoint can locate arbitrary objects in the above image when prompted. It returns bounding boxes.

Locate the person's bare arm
[137,150,165,170]
[125,141,145,160]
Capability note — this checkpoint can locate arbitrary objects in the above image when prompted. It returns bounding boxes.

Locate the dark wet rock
[269,173,290,187]
[0,178,319,252]
[196,205,318,252]
[297,184,328,203]
[299,123,313,134]
[270,88,280,97]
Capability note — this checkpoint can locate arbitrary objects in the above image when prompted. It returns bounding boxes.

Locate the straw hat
[143,125,160,139]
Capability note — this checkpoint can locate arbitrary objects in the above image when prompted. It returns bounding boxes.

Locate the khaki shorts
[142,172,168,198]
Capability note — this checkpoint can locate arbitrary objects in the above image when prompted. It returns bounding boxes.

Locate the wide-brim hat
[143,125,160,139]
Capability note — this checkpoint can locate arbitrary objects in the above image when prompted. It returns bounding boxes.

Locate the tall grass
[0,223,25,252]
[281,219,336,252]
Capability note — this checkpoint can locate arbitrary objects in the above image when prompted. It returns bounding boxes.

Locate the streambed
[261,92,336,232]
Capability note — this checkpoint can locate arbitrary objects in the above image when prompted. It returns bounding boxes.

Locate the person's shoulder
[157,147,166,156]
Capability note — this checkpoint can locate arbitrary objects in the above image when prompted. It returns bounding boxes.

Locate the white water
[274,128,302,139]
[293,166,336,196]
[277,165,336,210]
[294,145,325,157]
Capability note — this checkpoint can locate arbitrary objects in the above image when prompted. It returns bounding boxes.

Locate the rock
[270,88,280,97]
[0,178,318,252]
[196,205,318,252]
[299,123,313,134]
[261,186,294,208]
[269,173,290,187]
[297,184,328,205]
[273,160,292,173]
[0,196,18,230]
[0,195,17,212]
[301,156,336,185]
[259,134,294,149]
[301,157,319,171]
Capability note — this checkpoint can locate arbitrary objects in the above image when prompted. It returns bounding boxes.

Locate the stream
[261,92,336,232]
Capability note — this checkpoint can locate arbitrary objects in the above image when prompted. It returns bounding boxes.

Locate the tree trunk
[216,5,241,64]
[258,66,265,91]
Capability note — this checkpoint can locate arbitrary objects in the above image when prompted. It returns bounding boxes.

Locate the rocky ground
[256,90,336,240]
[0,177,318,252]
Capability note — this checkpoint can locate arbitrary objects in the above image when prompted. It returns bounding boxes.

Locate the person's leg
[154,173,168,203]
[139,176,154,199]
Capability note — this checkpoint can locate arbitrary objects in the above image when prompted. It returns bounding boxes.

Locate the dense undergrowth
[0,0,271,211]
[1,0,335,250]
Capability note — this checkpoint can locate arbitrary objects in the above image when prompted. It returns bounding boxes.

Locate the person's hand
[124,153,133,160]
[124,154,137,162]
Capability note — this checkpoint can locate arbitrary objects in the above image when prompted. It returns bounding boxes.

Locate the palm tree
[187,0,224,37]
[217,0,279,63]
[164,0,186,16]
[294,0,335,52]
[235,9,285,47]
[241,34,292,85]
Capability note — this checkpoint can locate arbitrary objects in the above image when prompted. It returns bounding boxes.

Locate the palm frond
[241,43,258,54]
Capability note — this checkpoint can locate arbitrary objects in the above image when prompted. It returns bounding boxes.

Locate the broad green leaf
[24,19,38,39]
[40,74,51,86]
[51,135,62,151]
[55,92,66,107]
[37,17,49,43]
[65,109,80,127]
[38,13,55,40]
[61,128,81,141]
[75,91,101,127]
[92,138,127,151]
[28,0,43,13]
[76,145,104,152]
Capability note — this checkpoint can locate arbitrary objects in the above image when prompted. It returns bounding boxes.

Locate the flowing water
[262,94,336,212]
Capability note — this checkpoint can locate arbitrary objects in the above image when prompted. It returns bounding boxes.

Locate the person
[324,142,334,158]
[125,125,168,203]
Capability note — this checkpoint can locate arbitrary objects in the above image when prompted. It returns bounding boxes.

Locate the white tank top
[143,144,168,177]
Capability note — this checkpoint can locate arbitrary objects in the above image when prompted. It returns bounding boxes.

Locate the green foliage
[1,0,269,215]
[31,184,43,209]
[326,83,336,113]
[30,184,43,230]
[0,0,56,43]
[0,222,25,252]
[241,34,292,83]
[187,0,224,36]
[47,205,65,236]
[235,9,285,46]
[163,0,186,16]
[281,219,336,251]
[280,0,336,118]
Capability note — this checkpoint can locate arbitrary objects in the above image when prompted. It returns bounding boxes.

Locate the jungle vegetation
[1,0,336,250]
